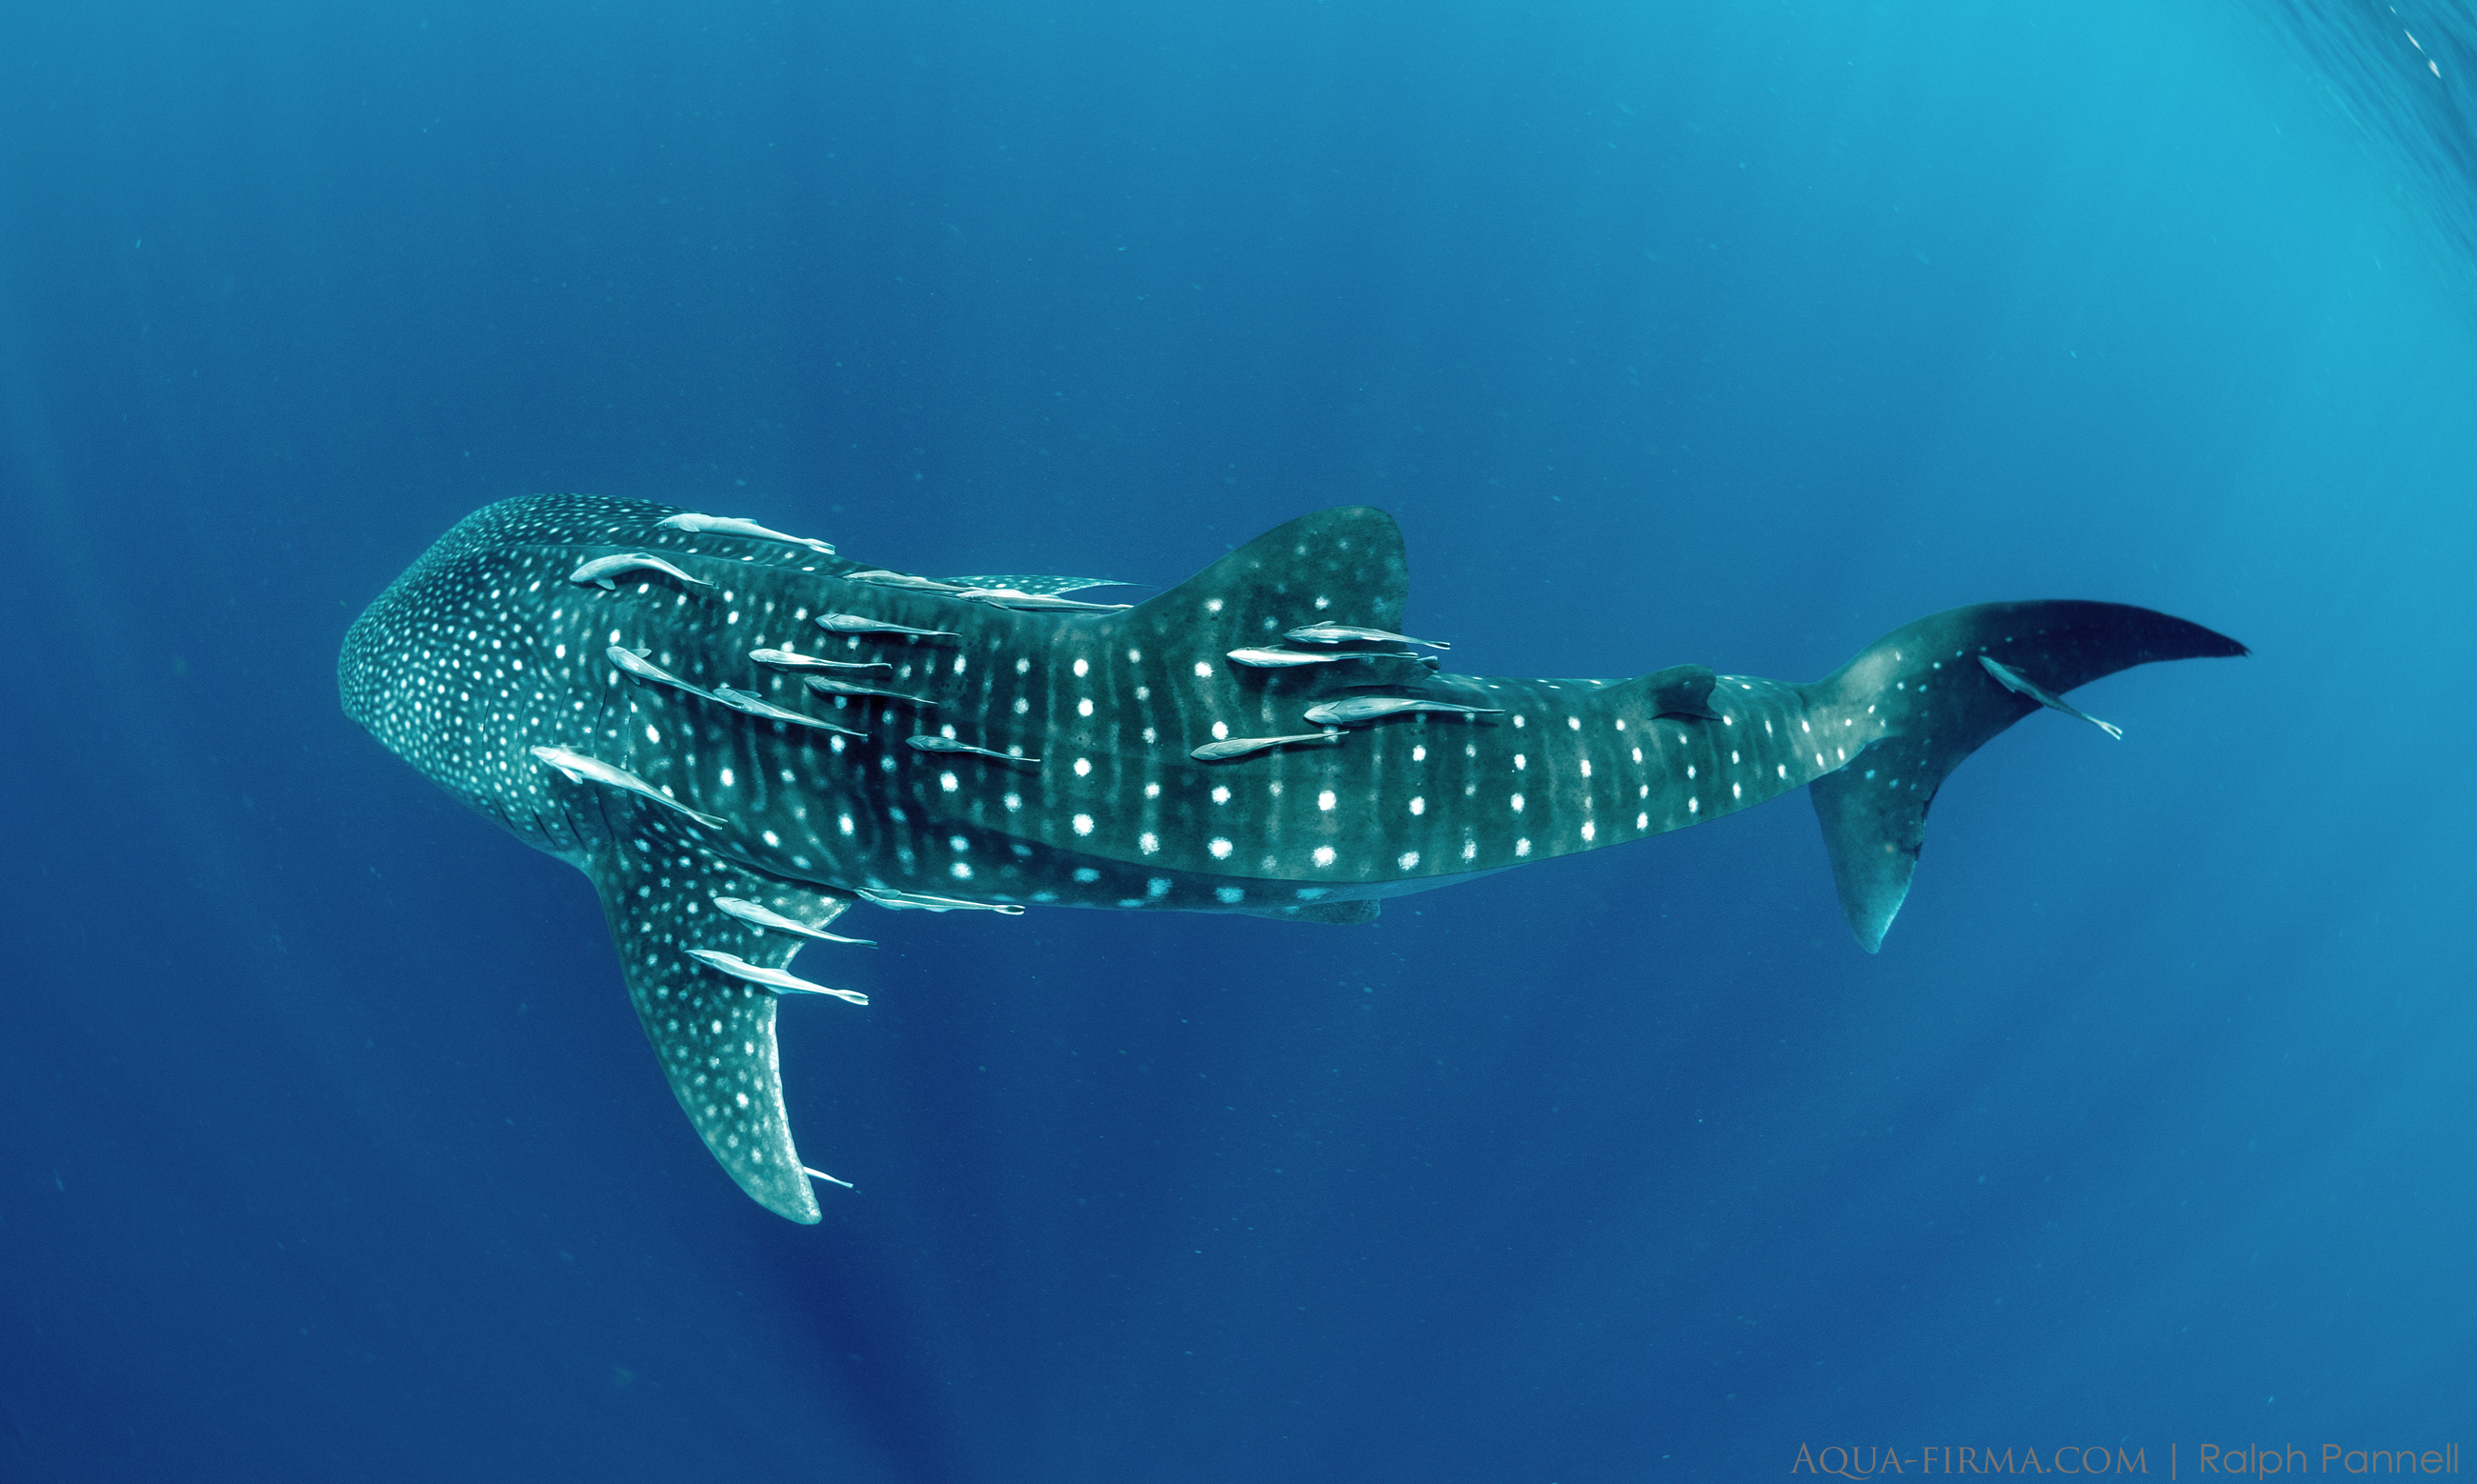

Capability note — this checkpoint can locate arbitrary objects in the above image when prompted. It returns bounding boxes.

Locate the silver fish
[1301,696,1503,727]
[945,573,1129,596]
[748,648,894,674]
[1190,730,1345,761]
[654,511,836,555]
[955,588,1133,612]
[806,675,937,707]
[710,895,876,946]
[905,735,1036,763]
[569,553,712,591]
[858,887,1026,915]
[683,948,869,1005]
[709,686,867,737]
[816,613,960,640]
[529,745,726,828]
[1978,655,2124,740]
[846,570,970,593]
[1225,647,1418,668]
[1283,623,1449,651]
[607,645,709,696]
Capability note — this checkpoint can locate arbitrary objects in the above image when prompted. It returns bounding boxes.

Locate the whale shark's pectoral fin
[582,824,863,1222]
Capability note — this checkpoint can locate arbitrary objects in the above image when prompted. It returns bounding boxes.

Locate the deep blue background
[3,1,2472,1479]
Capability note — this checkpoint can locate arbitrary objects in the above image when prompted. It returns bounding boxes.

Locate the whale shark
[340,493,2245,1222]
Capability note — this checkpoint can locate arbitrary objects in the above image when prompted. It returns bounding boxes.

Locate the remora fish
[525,744,725,829]
[569,553,712,591]
[1979,655,2124,739]
[805,675,937,706]
[905,735,1036,763]
[1284,623,1448,650]
[1301,696,1504,727]
[655,511,836,554]
[709,686,866,737]
[1191,731,1345,762]
[845,570,970,593]
[684,948,870,1005]
[607,645,707,697]
[712,894,876,945]
[956,588,1134,612]
[858,886,1028,913]
[748,648,893,674]
[1225,647,1419,668]
[344,494,2245,1223]
[816,613,960,640]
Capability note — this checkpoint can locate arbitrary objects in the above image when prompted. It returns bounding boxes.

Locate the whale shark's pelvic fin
[1805,600,2247,953]
[583,807,863,1221]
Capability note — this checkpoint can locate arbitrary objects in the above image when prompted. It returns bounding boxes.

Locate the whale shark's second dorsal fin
[1608,663,1725,720]
[581,807,864,1222]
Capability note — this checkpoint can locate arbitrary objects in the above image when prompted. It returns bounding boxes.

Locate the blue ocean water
[3,0,2472,1479]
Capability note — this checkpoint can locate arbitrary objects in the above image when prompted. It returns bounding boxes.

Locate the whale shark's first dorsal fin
[581,809,862,1222]
[1120,508,1411,647]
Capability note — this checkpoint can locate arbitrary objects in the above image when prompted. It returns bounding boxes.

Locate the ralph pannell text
[1790,1442,2460,1476]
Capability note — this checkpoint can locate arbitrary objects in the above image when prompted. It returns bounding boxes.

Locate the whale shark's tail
[1802,601,2246,952]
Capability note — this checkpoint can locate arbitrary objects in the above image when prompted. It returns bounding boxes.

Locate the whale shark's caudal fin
[1802,600,2247,952]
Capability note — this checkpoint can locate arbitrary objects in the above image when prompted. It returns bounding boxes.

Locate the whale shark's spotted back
[343,494,2244,1221]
